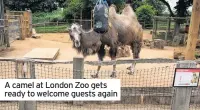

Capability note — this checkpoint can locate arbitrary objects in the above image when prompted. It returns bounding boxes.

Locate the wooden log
[185,0,200,60]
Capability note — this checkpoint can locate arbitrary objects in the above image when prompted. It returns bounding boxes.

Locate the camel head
[69,23,82,48]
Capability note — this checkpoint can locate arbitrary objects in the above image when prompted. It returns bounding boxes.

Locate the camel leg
[109,47,117,78]
[128,41,142,74]
[91,44,105,78]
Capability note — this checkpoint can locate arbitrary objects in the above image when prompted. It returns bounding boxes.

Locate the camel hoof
[127,71,134,75]
[91,74,98,78]
[110,72,117,78]
[127,66,132,70]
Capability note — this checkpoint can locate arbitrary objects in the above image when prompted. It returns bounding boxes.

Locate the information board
[173,68,200,87]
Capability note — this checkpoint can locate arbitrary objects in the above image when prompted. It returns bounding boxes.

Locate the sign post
[173,68,200,87]
[172,61,198,110]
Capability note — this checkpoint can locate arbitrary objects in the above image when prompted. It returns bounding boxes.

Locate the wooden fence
[0,57,200,110]
[0,0,7,49]
[6,10,32,40]
[152,16,191,41]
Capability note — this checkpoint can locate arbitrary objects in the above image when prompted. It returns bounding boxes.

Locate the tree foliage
[136,4,156,27]
[174,0,193,17]
[62,0,126,19]
[4,0,65,12]
[145,0,166,15]
[158,0,193,17]
[62,0,93,19]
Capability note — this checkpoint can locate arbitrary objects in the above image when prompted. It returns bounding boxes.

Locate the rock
[174,51,184,59]
[143,39,151,47]
[173,34,187,46]
[172,35,182,46]
[166,40,172,46]
[173,48,187,60]
[150,39,165,49]
[32,28,41,39]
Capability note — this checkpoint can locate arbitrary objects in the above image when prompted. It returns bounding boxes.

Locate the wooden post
[152,17,155,39]
[73,57,84,79]
[91,10,93,29]
[185,0,200,60]
[172,61,196,110]
[155,18,158,39]
[27,10,32,38]
[73,57,84,105]
[4,14,10,47]
[19,61,36,110]
[165,17,171,41]
[57,21,59,32]
[23,11,30,38]
[80,9,82,26]
[0,0,4,47]
[44,23,46,33]
[20,15,25,40]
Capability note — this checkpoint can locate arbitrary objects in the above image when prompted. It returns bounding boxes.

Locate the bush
[32,8,64,23]
[136,4,156,28]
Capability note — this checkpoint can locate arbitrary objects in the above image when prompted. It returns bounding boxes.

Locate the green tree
[145,0,166,15]
[4,0,65,12]
[158,0,193,36]
[62,0,126,19]
[63,0,92,19]
[136,4,156,28]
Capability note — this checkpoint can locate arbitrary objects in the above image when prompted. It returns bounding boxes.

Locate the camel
[68,23,119,78]
[69,4,143,77]
[109,4,143,73]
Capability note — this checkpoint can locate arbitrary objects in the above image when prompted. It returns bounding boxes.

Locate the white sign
[173,68,200,87]
[0,79,121,101]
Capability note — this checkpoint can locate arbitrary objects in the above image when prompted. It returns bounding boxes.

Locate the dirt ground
[0,32,178,87]
[0,32,174,60]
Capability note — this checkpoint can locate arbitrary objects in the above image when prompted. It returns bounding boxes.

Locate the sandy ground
[0,33,177,87]
[0,33,174,60]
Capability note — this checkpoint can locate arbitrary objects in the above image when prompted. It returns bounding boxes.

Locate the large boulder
[173,49,185,60]
[150,39,165,49]
[173,34,187,46]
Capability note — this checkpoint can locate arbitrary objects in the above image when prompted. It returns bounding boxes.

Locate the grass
[34,25,69,33]
[32,8,64,24]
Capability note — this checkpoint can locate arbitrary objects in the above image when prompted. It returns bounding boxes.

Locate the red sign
[176,68,200,72]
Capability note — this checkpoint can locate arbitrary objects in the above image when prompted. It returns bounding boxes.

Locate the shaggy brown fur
[121,4,138,21]
[109,4,143,58]
[69,23,118,78]
[109,4,143,73]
